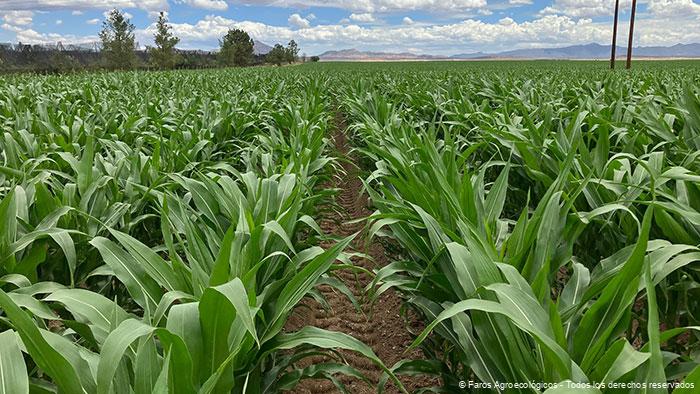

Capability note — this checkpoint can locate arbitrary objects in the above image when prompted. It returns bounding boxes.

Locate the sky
[0,0,699,56]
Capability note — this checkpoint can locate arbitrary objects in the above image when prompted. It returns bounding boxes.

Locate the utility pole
[610,0,620,69]
[626,0,637,69]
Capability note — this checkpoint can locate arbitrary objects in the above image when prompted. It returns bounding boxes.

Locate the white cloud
[4,2,700,56]
[72,10,84,15]
[1,23,98,45]
[102,10,133,19]
[86,18,100,25]
[288,13,311,28]
[176,0,228,10]
[1,11,34,26]
[498,17,515,25]
[509,0,533,4]
[0,1,167,12]
[130,12,700,55]
[349,13,375,22]
[227,0,487,13]
[648,0,700,19]
[540,0,634,18]
[306,13,316,20]
[402,16,414,24]
[56,19,63,25]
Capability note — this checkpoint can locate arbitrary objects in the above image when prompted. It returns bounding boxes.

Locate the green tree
[149,12,180,69]
[285,40,299,64]
[99,9,137,69]
[218,29,254,67]
[310,55,320,62]
[266,44,286,66]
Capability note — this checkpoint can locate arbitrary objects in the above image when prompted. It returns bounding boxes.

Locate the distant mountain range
[318,48,439,61]
[318,43,700,61]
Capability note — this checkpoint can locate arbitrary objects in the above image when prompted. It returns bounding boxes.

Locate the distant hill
[319,43,700,61]
[253,41,273,55]
[319,48,441,61]
[452,43,700,59]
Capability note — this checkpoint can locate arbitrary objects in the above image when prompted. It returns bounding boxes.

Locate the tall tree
[219,29,254,67]
[266,44,286,66]
[149,12,180,70]
[99,9,137,69]
[285,40,299,64]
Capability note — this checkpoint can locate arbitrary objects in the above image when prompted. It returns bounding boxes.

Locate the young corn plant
[341,75,700,392]
[0,69,404,393]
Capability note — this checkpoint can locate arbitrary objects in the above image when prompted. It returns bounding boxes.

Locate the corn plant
[338,63,700,392]
[0,68,404,393]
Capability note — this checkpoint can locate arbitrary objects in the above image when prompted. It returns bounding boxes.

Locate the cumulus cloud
[5,3,700,55]
[129,12,700,55]
[499,17,515,25]
[288,13,311,28]
[71,10,83,16]
[103,10,133,19]
[509,0,533,4]
[86,18,100,25]
[1,10,34,26]
[349,13,375,22]
[647,0,700,19]
[226,0,487,13]
[139,15,293,46]
[540,0,634,18]
[176,0,228,11]
[0,0,490,15]
[1,23,98,45]
[0,1,167,12]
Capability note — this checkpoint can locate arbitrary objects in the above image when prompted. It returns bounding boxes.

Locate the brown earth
[284,114,437,393]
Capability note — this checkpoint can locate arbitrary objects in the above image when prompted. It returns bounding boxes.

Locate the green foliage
[266,40,299,66]
[266,44,286,66]
[336,61,700,392]
[285,40,299,64]
[0,69,404,393]
[1,61,700,393]
[219,29,254,67]
[99,9,138,70]
[149,12,180,70]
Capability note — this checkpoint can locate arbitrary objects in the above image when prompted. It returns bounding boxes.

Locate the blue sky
[1,1,699,55]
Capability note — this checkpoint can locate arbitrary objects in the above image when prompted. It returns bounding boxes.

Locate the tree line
[0,9,319,73]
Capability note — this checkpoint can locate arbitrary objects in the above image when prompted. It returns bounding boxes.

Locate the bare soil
[285,114,436,393]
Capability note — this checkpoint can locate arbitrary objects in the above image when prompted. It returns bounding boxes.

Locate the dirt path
[286,114,434,393]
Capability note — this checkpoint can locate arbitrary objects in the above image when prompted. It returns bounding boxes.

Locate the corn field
[1,61,700,393]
